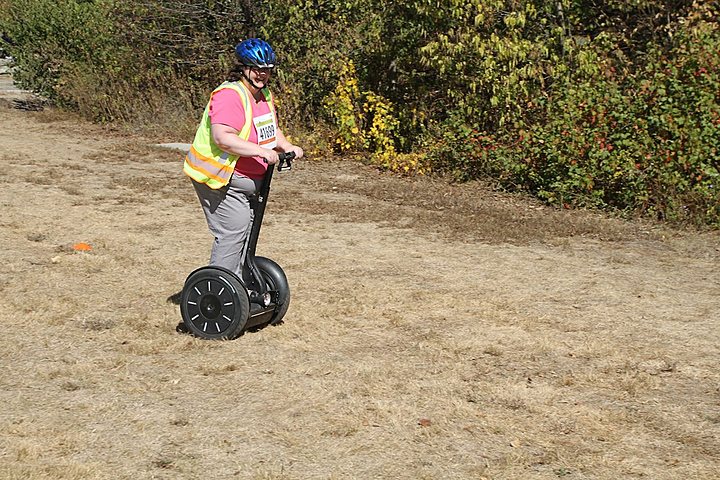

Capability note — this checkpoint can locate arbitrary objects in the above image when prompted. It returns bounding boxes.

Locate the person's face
[246,66,273,88]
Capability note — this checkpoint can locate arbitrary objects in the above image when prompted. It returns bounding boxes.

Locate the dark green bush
[0,0,253,130]
[425,3,719,226]
[0,0,115,103]
[1,0,718,226]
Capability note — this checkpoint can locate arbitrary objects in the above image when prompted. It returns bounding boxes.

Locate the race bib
[253,112,277,150]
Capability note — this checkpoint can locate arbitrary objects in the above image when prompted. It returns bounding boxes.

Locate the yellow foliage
[322,59,414,166]
[372,150,431,176]
[362,91,398,155]
[320,58,428,176]
[322,59,362,151]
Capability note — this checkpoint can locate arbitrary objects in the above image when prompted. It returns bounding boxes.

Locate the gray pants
[192,175,263,277]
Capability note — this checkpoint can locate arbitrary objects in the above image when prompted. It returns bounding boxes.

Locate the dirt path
[1,82,719,479]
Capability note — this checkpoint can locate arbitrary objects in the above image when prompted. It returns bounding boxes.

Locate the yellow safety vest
[183,81,275,189]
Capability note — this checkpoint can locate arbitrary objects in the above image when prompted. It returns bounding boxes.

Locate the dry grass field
[1,84,719,480]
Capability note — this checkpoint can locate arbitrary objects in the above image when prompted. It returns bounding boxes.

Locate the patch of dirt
[0,91,719,480]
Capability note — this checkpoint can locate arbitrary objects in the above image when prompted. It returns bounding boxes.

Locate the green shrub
[0,0,116,104]
[0,0,253,127]
[1,0,717,226]
[439,13,720,226]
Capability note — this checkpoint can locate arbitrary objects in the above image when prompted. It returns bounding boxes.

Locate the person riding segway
[180,38,303,339]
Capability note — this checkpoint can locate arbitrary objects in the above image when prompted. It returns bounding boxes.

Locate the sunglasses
[249,66,274,74]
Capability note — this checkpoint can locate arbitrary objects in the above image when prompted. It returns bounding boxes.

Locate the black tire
[255,256,290,325]
[180,266,249,340]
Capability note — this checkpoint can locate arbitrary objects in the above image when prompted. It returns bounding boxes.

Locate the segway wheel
[255,256,290,325]
[180,266,249,340]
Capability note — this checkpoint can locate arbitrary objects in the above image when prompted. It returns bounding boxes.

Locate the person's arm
[211,123,279,165]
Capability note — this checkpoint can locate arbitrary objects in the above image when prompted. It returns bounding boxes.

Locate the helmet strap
[241,68,266,91]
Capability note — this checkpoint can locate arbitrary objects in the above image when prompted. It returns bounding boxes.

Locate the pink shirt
[209,87,275,180]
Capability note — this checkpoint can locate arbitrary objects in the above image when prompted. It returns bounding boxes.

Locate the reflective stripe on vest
[183,82,274,189]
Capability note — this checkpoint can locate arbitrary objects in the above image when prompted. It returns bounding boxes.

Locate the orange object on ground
[73,242,92,251]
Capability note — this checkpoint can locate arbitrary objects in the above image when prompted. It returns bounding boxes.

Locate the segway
[180,152,295,340]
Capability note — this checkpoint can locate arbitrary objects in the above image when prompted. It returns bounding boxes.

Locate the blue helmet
[234,39,277,68]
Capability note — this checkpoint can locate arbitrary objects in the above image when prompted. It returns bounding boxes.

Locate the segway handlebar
[277,151,295,172]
